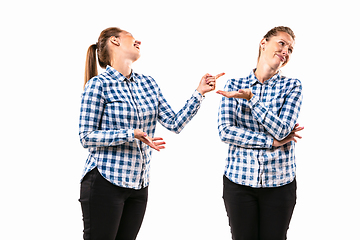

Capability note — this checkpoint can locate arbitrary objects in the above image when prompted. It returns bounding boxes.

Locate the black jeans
[223,176,296,240]
[79,168,148,240]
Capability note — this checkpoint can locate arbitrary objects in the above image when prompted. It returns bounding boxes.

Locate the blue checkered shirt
[218,70,303,188]
[79,66,203,189]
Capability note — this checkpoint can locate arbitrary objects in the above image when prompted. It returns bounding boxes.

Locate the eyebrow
[280,39,294,50]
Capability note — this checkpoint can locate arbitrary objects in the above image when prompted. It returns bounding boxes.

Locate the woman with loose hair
[79,27,224,240]
[217,26,304,239]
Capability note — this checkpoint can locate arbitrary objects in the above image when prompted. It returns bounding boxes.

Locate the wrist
[272,139,279,147]
[134,129,144,139]
[196,87,205,96]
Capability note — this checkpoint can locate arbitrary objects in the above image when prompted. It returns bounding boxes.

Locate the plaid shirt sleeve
[157,88,203,134]
[218,79,273,148]
[79,78,134,148]
[248,80,303,140]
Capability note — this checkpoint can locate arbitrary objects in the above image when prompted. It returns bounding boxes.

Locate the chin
[275,59,289,69]
[132,53,141,62]
[269,62,283,71]
[280,61,288,68]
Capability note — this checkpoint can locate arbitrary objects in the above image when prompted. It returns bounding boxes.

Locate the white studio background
[1,0,359,239]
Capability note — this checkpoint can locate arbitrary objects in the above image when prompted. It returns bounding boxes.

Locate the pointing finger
[215,72,225,79]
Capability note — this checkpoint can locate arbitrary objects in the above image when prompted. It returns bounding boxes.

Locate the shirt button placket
[258,151,265,186]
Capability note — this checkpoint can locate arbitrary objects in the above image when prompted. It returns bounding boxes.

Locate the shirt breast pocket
[139,96,158,122]
[236,99,252,128]
[103,99,137,128]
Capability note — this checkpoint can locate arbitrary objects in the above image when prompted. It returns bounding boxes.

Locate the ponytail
[84,44,98,89]
[83,27,123,89]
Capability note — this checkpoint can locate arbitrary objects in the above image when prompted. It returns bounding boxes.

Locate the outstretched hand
[216,89,254,101]
[197,72,225,95]
[273,124,304,147]
[134,129,166,151]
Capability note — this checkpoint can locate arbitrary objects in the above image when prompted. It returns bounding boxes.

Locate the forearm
[158,90,203,134]
[218,124,273,149]
[249,95,292,140]
[248,90,302,141]
[79,129,135,148]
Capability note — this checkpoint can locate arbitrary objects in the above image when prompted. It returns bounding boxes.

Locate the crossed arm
[217,87,303,148]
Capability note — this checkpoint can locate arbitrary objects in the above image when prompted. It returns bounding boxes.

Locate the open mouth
[134,44,140,50]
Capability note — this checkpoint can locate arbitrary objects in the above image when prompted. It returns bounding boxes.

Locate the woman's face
[260,31,294,70]
[114,31,142,61]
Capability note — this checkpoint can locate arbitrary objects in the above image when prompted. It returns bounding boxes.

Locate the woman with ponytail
[78,27,224,240]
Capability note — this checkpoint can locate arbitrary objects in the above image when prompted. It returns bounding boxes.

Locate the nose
[281,47,289,56]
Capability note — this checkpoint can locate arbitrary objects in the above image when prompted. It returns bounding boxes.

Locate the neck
[111,58,133,79]
[255,61,279,83]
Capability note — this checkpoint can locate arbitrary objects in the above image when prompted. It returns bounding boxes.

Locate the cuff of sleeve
[265,136,273,148]
[127,129,135,142]
[248,95,259,108]
[193,90,204,101]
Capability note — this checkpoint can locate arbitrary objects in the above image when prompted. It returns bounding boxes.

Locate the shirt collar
[106,65,136,82]
[249,69,281,87]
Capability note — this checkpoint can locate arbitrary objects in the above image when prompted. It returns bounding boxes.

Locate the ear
[110,36,120,46]
[259,38,266,50]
